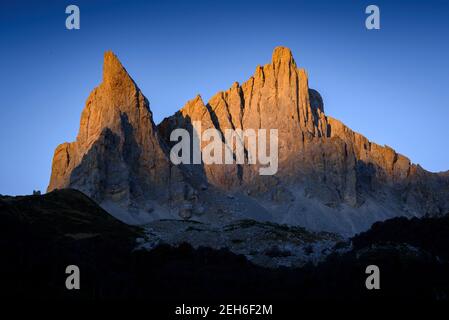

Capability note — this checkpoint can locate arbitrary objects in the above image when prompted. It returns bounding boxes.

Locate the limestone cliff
[159,47,449,231]
[48,52,191,223]
[48,47,449,234]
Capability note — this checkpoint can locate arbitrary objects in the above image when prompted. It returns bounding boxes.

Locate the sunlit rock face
[48,47,449,234]
[159,47,449,215]
[48,52,192,222]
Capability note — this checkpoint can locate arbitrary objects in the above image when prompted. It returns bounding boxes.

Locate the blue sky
[1,0,448,195]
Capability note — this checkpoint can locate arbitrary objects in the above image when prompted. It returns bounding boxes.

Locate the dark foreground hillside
[0,189,448,302]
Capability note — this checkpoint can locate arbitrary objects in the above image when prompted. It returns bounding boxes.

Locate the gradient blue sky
[1,0,448,195]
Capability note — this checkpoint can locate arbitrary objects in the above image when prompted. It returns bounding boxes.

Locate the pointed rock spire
[271,46,296,68]
[190,94,206,109]
[48,51,186,219]
[102,51,134,87]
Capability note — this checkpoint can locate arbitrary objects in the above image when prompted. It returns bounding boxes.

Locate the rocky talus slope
[2,190,449,300]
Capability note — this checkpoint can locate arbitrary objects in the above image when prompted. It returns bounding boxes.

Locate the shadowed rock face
[48,47,449,234]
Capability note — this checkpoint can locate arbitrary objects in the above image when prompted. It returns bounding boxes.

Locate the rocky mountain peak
[74,51,150,150]
[102,51,134,87]
[48,52,197,224]
[271,46,296,68]
[183,94,206,112]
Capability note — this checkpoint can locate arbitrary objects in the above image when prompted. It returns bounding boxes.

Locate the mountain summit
[48,51,194,223]
[48,47,449,234]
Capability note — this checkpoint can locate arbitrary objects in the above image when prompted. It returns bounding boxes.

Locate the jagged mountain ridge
[48,47,449,234]
[159,47,447,210]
